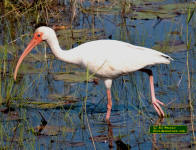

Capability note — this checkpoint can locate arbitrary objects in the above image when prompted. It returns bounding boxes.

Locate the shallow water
[0,0,196,149]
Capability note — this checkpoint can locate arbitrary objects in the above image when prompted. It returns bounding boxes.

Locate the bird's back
[74,40,172,78]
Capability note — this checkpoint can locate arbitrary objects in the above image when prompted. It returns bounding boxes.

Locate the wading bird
[14,26,172,120]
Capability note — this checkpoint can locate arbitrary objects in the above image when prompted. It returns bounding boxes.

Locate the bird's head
[14,26,55,80]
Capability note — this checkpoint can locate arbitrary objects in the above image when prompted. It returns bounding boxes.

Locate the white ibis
[14,26,172,120]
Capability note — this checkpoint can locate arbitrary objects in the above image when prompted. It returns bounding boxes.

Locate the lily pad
[133,2,196,19]
[24,101,76,109]
[81,1,196,20]
[34,125,74,136]
[53,71,97,83]
[16,63,44,75]
[152,40,187,53]
[57,28,105,48]
[48,94,79,102]
[23,53,55,63]
[10,100,76,109]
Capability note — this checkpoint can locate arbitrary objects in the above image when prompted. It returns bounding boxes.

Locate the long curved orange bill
[14,37,42,80]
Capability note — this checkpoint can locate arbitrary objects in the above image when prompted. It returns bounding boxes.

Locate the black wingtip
[162,55,173,61]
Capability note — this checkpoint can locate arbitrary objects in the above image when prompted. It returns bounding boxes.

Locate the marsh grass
[186,5,196,143]
[0,43,25,108]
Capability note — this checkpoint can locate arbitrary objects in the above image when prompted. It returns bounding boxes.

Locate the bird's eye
[37,34,41,37]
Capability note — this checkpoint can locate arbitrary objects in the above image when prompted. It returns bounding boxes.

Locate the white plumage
[14,26,173,120]
[73,40,171,78]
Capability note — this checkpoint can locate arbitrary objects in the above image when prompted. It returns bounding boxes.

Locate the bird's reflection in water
[104,117,164,150]
[106,120,131,150]
[152,118,164,150]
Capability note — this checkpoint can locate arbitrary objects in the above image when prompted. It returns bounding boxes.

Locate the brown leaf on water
[57,28,106,48]
[169,31,181,35]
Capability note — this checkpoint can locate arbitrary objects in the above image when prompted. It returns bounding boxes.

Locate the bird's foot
[152,98,165,117]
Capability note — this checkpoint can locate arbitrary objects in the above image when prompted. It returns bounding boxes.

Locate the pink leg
[106,89,112,121]
[149,74,165,117]
[140,69,165,117]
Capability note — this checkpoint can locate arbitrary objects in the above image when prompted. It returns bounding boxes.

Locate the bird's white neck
[46,34,81,65]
